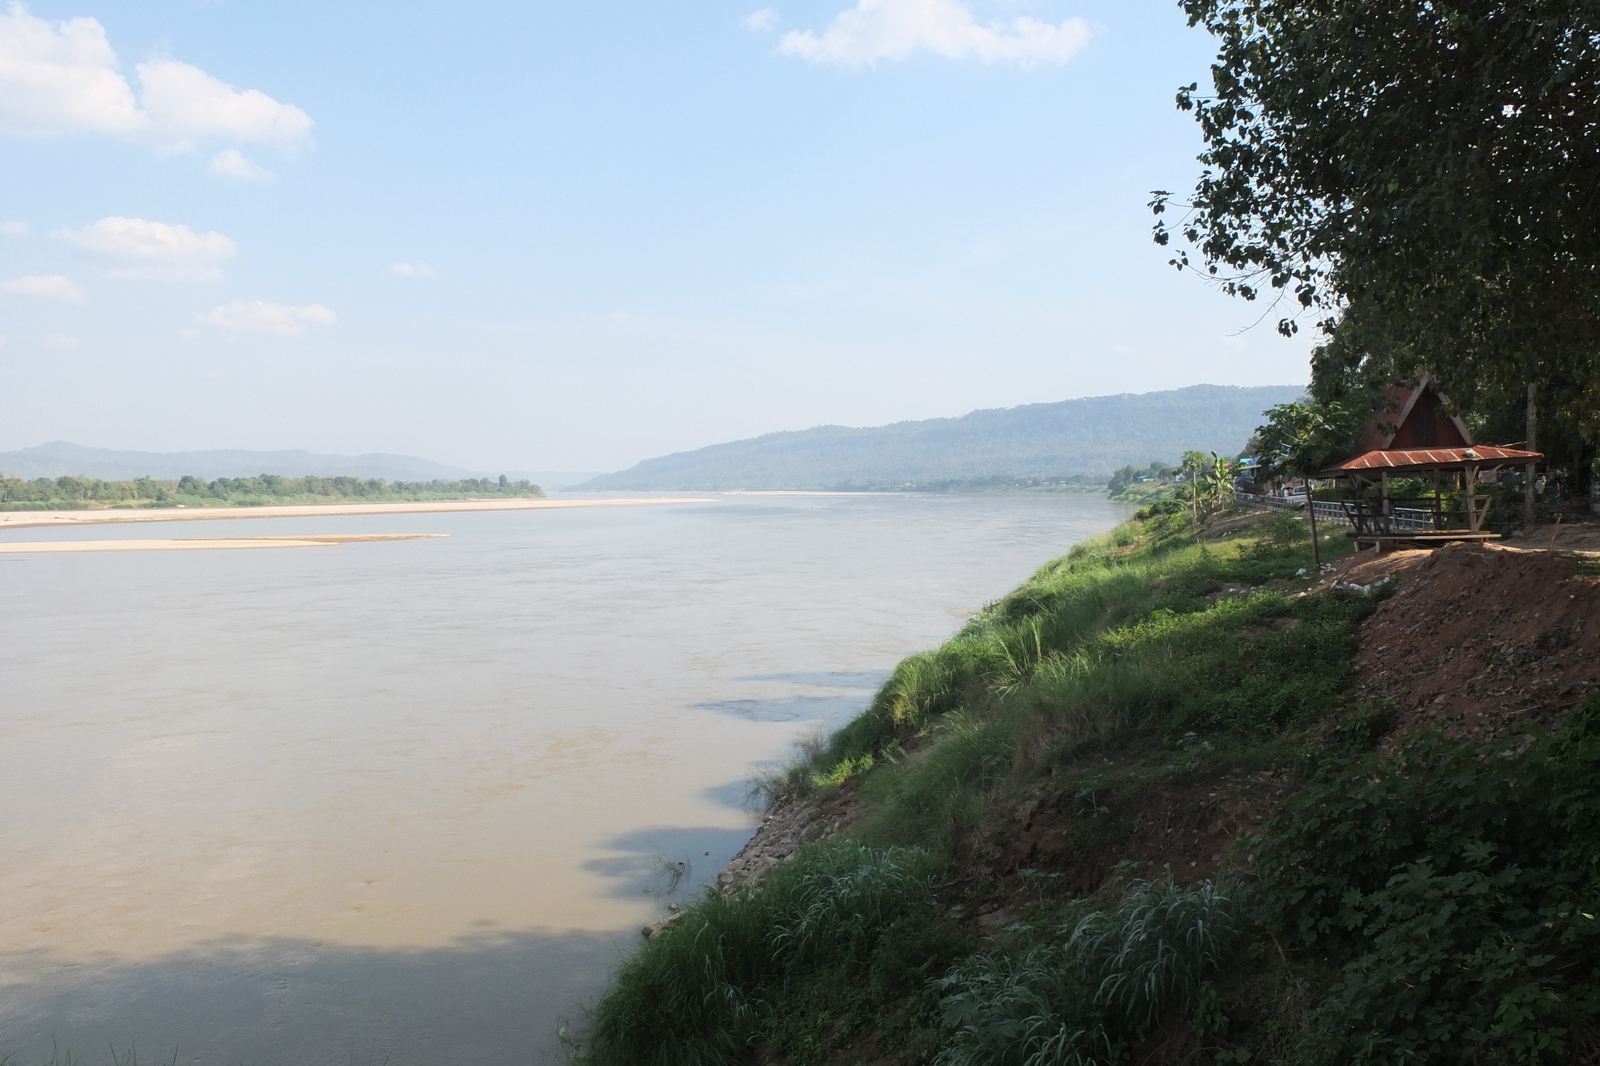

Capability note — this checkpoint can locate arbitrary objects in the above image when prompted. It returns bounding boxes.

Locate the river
[0,491,1133,1065]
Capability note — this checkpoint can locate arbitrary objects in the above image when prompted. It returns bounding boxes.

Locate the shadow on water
[693,694,865,723]
[0,929,620,1066]
[582,824,758,908]
[0,820,774,1066]
[702,778,762,813]
[731,671,887,689]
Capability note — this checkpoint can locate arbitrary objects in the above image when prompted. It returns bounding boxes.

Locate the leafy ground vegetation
[0,473,543,510]
[575,506,1600,1066]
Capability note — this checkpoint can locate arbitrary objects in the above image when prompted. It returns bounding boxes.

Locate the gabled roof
[1352,375,1473,453]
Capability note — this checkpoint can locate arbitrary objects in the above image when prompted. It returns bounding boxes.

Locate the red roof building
[1317,376,1540,545]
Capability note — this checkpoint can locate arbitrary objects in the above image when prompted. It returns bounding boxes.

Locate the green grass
[796,506,1367,857]
[579,843,960,1066]
[934,875,1247,1066]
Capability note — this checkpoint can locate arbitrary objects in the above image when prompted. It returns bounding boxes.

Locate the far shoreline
[0,496,718,532]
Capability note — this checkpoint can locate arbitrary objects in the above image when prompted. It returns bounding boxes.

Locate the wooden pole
[1524,383,1538,530]
[1307,478,1321,568]
[1465,465,1481,531]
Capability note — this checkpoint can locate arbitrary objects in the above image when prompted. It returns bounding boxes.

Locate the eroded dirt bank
[1345,542,1600,740]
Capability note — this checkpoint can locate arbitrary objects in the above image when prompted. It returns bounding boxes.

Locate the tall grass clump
[934,875,1246,1066]
[578,843,959,1066]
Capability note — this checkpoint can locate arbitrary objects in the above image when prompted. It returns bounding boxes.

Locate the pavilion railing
[1237,494,1446,531]
[1338,496,1488,535]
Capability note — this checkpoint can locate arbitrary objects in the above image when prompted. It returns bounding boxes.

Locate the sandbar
[0,497,716,532]
[0,533,448,553]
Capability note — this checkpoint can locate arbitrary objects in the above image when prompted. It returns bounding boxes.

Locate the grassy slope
[577,506,1600,1066]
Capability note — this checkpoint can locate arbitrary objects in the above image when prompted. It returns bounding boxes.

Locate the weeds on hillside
[822,509,1378,854]
[576,843,964,1066]
[806,507,1365,815]
[934,875,1246,1066]
[1250,698,1600,1065]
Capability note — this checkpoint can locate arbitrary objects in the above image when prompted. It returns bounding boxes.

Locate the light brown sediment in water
[0,534,447,553]
[0,496,717,531]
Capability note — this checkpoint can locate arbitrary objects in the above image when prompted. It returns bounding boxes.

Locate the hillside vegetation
[578,385,1303,491]
[0,473,543,511]
[576,507,1600,1065]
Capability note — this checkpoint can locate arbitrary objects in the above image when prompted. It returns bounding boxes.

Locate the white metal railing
[1236,492,1305,513]
[1310,500,1350,527]
[1240,493,1444,532]
[1388,507,1437,532]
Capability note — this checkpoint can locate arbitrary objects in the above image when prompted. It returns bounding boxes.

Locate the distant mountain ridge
[0,441,480,482]
[579,384,1305,490]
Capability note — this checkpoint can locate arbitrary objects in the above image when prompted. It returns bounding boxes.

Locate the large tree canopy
[1153,0,1600,456]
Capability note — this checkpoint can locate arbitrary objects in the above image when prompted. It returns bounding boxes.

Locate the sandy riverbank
[0,497,716,532]
[0,533,447,553]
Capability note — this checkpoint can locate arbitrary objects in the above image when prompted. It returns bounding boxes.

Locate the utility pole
[1524,383,1538,531]
[1307,479,1320,568]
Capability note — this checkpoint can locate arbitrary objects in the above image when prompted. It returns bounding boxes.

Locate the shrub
[1252,697,1600,1064]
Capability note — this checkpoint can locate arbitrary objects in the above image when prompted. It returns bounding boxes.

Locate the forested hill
[579,384,1304,490]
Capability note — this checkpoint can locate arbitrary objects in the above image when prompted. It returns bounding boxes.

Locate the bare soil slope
[1349,543,1600,740]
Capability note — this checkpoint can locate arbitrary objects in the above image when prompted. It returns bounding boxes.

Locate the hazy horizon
[3,0,1314,473]
[1,382,1302,482]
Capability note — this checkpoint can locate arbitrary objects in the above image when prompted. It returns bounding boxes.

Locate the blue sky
[0,0,1313,473]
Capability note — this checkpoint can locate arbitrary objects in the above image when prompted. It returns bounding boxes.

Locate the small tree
[1180,450,1209,520]
[1253,400,1357,487]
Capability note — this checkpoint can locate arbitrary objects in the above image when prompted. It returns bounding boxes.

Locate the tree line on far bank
[0,473,544,510]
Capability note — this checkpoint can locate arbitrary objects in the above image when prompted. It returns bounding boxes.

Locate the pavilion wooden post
[1464,465,1481,531]
[1524,383,1538,530]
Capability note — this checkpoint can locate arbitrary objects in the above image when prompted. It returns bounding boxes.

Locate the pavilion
[1316,376,1541,550]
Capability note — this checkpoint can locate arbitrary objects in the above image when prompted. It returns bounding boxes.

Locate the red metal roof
[1322,446,1541,476]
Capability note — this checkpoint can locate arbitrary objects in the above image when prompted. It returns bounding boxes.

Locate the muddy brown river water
[0,492,1133,1065]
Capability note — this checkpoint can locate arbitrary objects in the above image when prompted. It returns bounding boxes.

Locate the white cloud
[1,220,29,234]
[42,330,81,349]
[0,273,86,302]
[0,3,313,159]
[208,148,272,181]
[55,216,236,282]
[0,2,140,135]
[137,58,312,155]
[202,300,336,336]
[779,0,1090,67]
[744,8,779,31]
[390,261,434,277]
